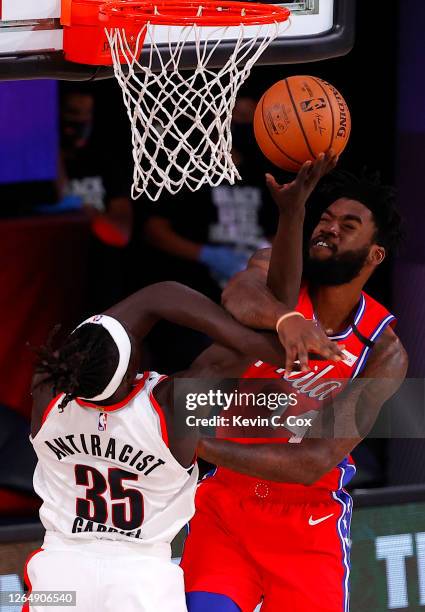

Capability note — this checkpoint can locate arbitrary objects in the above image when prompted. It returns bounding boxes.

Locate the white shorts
[24,532,187,612]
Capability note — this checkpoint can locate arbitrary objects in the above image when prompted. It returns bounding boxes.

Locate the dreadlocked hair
[35,323,119,411]
[316,170,404,255]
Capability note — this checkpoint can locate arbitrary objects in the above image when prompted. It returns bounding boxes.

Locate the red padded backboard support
[61,0,143,65]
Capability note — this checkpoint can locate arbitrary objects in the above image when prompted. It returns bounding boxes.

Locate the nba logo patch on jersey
[341,349,358,367]
[98,412,107,431]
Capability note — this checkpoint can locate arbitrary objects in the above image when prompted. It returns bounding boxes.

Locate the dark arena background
[1,1,425,610]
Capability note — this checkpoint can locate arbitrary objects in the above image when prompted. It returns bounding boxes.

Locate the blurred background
[0,1,425,609]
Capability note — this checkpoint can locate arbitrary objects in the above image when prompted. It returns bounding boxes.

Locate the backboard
[0,0,355,80]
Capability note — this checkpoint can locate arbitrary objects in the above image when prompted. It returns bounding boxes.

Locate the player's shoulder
[365,326,408,377]
[374,325,406,357]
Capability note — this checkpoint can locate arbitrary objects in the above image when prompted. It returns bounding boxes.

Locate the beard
[304,246,370,286]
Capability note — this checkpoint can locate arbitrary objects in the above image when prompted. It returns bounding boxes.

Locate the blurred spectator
[140,96,278,372]
[58,83,134,312]
[59,83,133,242]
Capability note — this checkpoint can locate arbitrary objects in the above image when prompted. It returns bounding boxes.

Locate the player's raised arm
[197,329,408,484]
[32,281,289,422]
[265,151,337,304]
[105,281,286,367]
[222,152,343,371]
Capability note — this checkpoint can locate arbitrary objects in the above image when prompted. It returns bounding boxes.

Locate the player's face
[306,198,385,286]
[310,198,377,259]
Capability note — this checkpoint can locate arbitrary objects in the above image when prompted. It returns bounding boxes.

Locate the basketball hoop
[62,1,291,201]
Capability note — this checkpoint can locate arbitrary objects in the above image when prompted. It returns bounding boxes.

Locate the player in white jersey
[30,365,198,612]
[26,153,342,612]
[27,278,337,612]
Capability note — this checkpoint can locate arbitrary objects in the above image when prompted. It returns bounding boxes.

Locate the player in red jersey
[182,169,408,612]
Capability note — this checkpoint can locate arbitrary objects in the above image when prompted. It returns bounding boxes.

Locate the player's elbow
[221,272,243,309]
[221,276,255,325]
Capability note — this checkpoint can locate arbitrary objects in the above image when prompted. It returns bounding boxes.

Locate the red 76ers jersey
[238,285,396,490]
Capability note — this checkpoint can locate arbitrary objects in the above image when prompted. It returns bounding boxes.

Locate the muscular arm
[265,179,304,307]
[222,250,283,329]
[104,281,286,367]
[197,328,408,484]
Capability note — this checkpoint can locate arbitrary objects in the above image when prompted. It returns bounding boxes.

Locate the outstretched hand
[265,150,338,214]
[277,314,345,374]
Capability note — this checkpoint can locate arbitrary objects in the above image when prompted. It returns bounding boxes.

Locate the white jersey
[31,372,198,547]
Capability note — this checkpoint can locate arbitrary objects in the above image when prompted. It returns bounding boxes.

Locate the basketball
[253,76,351,172]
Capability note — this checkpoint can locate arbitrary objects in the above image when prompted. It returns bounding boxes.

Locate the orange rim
[99,0,291,27]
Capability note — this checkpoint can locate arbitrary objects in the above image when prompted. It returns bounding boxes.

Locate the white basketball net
[106,19,288,201]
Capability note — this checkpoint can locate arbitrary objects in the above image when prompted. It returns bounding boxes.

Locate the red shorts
[181,469,351,612]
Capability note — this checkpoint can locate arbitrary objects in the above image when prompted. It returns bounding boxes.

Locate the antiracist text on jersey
[43,433,166,475]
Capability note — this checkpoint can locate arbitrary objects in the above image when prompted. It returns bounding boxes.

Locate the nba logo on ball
[254,75,351,173]
[300,98,326,112]
[98,413,107,431]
